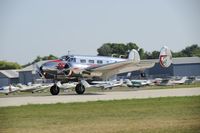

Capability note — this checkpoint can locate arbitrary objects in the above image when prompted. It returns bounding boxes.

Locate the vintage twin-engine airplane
[38,46,172,95]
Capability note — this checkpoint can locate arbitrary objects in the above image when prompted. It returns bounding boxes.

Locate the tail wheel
[50,84,60,95]
[75,83,85,94]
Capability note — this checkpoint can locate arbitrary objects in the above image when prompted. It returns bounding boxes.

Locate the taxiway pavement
[0,87,200,107]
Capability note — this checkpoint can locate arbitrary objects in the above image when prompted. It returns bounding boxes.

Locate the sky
[0,0,200,65]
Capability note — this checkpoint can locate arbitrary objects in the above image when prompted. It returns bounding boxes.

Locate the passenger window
[97,60,103,64]
[89,60,94,64]
[80,59,86,63]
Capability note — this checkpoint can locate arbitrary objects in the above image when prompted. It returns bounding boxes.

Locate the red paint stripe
[159,55,166,68]
[51,59,62,63]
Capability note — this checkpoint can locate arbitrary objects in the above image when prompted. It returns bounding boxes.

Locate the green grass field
[0,96,200,133]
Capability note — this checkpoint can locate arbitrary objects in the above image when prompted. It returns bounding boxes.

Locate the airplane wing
[86,60,155,80]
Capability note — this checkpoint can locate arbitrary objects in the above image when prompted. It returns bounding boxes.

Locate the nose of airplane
[38,60,72,78]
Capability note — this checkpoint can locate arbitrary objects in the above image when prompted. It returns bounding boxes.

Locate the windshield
[60,56,76,63]
[60,56,70,61]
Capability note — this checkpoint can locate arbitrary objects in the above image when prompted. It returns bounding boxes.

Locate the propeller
[34,63,44,78]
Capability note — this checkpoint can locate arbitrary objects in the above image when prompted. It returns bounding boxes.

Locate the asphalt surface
[0,87,200,107]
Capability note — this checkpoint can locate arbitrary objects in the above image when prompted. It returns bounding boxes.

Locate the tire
[50,84,60,95]
[75,84,85,94]
[108,87,112,90]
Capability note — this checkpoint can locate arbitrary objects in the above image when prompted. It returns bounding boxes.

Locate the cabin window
[80,59,86,63]
[69,58,76,62]
[97,60,103,64]
[89,60,94,64]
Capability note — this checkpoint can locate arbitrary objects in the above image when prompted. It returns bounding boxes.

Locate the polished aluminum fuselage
[40,55,127,80]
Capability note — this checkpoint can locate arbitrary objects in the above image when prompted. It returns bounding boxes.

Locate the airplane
[158,76,188,86]
[0,83,54,95]
[125,79,153,88]
[38,46,172,95]
[17,83,54,93]
[172,76,187,84]
[81,79,124,90]
[0,85,20,95]
[158,78,175,86]
[17,83,42,92]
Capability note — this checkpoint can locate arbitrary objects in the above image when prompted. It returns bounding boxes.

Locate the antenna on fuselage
[68,50,71,55]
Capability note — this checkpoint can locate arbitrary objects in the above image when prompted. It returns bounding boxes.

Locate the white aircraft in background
[17,83,54,93]
[158,76,188,86]
[17,83,42,92]
[0,85,20,95]
[81,79,124,90]
[38,46,172,95]
[125,79,153,88]
[172,76,187,84]
[0,83,54,95]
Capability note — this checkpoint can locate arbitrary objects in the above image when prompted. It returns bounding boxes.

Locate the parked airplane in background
[38,46,172,95]
[125,79,153,88]
[0,85,20,95]
[172,76,187,84]
[81,79,123,90]
[0,83,54,95]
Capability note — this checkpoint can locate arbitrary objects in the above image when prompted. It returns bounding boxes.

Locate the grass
[0,96,200,133]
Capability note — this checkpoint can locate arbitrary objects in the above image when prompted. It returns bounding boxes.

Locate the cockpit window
[60,56,70,61]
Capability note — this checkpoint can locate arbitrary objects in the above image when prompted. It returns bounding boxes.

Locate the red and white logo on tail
[159,46,172,68]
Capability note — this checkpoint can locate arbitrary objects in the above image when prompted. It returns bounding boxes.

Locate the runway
[0,87,200,107]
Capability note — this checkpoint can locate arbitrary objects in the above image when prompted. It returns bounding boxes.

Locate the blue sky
[0,0,200,64]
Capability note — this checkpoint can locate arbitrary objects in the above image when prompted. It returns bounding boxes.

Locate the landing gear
[50,84,60,95]
[75,83,85,94]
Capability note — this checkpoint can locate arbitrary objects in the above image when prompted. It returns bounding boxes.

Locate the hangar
[0,70,19,87]
[147,57,200,77]
[0,61,46,87]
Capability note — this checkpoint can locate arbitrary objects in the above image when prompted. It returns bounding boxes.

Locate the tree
[126,42,139,50]
[97,42,140,57]
[111,43,127,56]
[172,44,200,57]
[138,48,146,59]
[0,61,21,70]
[32,56,42,64]
[151,51,160,59]
[22,54,58,68]
[181,44,200,57]
[97,43,113,56]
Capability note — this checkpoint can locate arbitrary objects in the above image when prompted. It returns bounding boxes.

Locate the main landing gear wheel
[50,84,60,95]
[75,83,85,94]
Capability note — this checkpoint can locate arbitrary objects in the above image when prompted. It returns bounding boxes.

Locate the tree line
[97,43,200,59]
[22,54,58,68]
[0,61,21,70]
[0,44,199,70]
